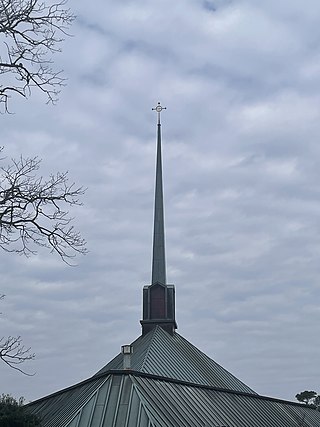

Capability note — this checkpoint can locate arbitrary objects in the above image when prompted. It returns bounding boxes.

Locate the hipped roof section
[94,326,254,393]
[28,371,320,427]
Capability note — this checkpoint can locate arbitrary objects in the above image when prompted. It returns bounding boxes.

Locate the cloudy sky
[1,0,320,403]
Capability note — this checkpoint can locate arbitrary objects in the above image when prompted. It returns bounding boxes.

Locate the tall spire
[140,102,177,336]
[151,102,166,285]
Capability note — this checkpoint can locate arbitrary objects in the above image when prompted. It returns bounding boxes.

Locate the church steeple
[140,102,177,336]
[151,102,166,285]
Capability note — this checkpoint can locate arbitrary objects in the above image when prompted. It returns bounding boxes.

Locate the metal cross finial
[152,102,166,124]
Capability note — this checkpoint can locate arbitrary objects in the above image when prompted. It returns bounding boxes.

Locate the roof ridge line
[61,380,101,427]
[140,327,159,371]
[121,371,317,408]
[26,375,109,407]
[130,376,167,427]
[175,332,256,394]
[27,369,318,410]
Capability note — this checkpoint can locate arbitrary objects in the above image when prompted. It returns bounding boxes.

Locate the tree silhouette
[0,0,74,112]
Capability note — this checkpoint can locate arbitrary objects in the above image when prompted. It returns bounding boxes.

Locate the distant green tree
[314,395,320,411]
[0,394,41,426]
[295,390,317,405]
[295,390,320,410]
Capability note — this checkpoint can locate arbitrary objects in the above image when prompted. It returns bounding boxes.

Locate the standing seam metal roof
[28,372,320,427]
[94,326,255,393]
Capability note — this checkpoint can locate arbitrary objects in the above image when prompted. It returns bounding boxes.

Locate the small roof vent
[121,344,133,370]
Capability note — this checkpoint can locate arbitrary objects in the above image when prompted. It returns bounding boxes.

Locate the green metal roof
[94,326,255,394]
[27,328,320,427]
[28,371,320,427]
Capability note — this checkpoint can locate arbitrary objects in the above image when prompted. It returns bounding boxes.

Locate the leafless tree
[0,153,86,373]
[0,0,74,112]
[0,295,35,375]
[0,151,87,262]
[0,1,82,375]
[0,335,35,374]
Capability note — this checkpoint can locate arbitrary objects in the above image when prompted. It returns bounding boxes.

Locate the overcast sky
[1,0,320,403]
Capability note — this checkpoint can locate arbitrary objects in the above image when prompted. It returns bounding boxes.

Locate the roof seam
[106,371,320,408]
[175,332,256,394]
[26,376,110,407]
[28,369,318,410]
[140,327,158,372]
[130,375,170,427]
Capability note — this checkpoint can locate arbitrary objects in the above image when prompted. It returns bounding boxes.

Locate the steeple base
[141,282,177,336]
[140,319,177,336]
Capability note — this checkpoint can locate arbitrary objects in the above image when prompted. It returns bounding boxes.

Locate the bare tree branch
[0,150,87,262]
[0,335,35,375]
[0,0,75,112]
[0,295,35,375]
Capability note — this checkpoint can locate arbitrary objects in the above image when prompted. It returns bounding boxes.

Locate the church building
[28,104,320,427]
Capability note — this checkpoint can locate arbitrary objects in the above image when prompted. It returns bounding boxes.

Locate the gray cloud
[1,0,320,404]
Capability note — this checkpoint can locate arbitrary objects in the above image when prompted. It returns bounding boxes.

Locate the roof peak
[94,326,255,393]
